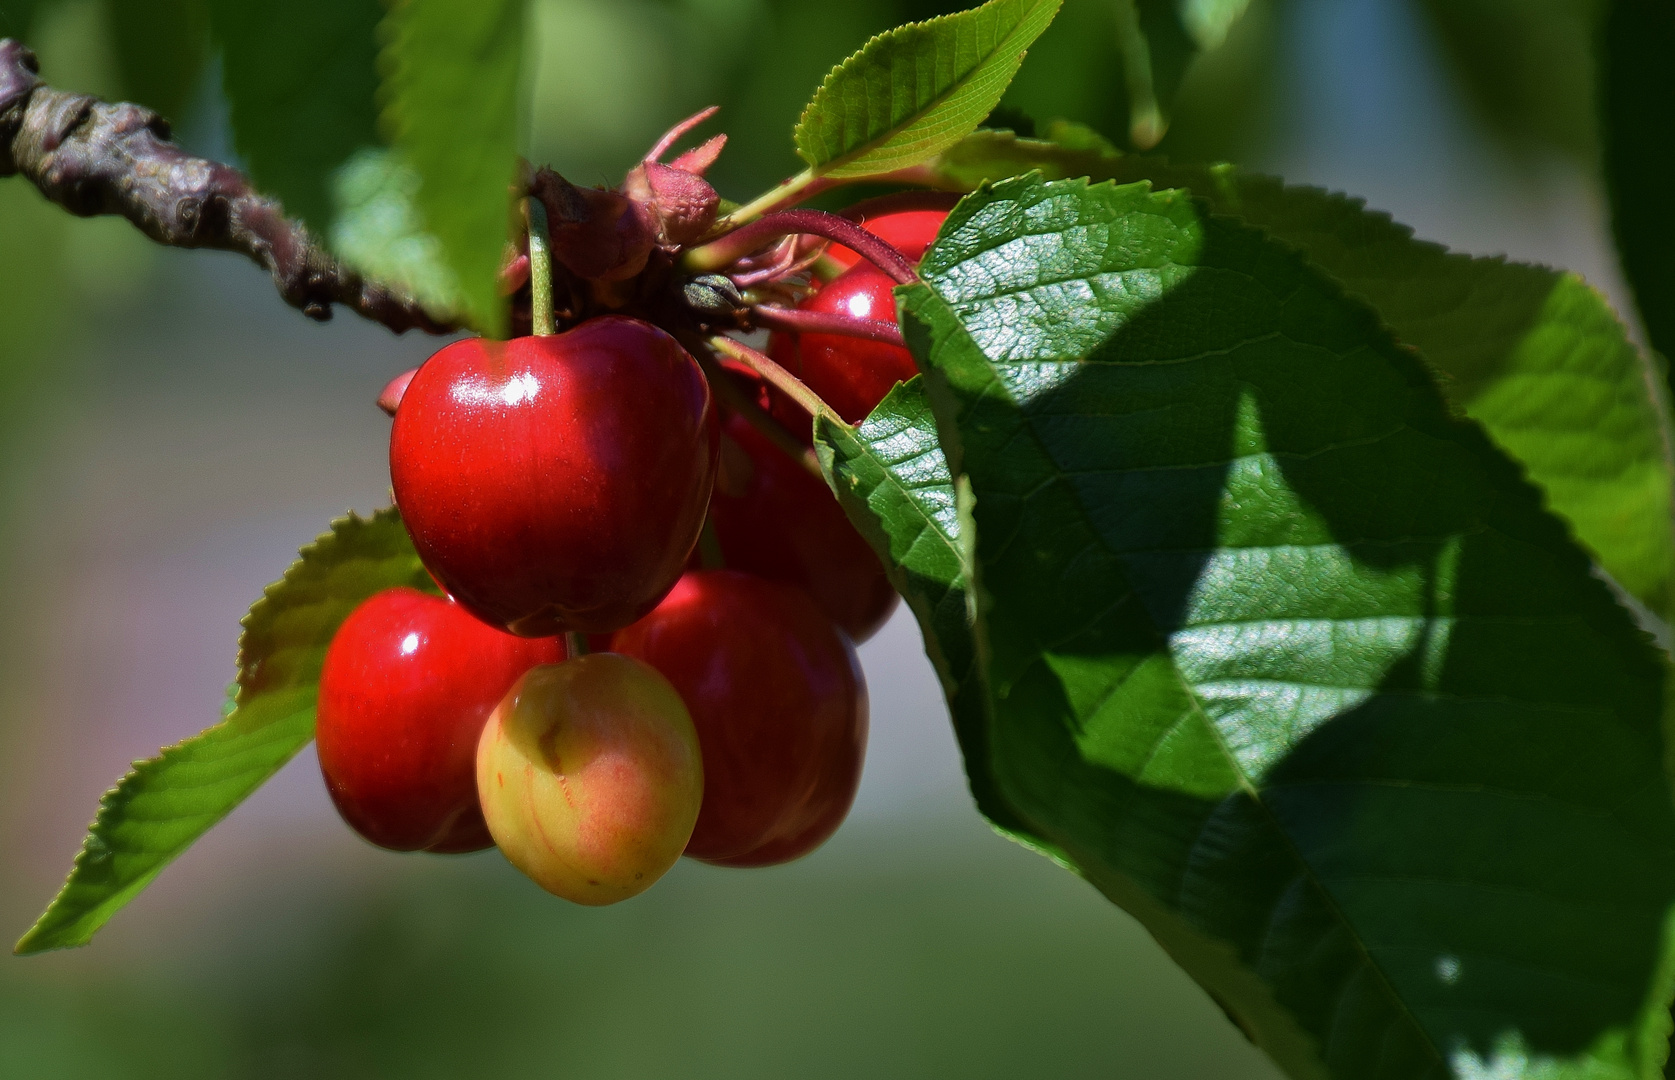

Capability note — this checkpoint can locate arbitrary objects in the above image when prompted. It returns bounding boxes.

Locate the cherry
[708,411,898,642]
[768,260,921,427]
[476,653,703,904]
[824,192,956,273]
[390,315,718,637]
[609,570,867,866]
[315,587,564,853]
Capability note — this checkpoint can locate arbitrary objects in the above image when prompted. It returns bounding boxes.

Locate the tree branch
[0,39,451,334]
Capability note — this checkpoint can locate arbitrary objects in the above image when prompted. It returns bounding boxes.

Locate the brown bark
[0,39,450,334]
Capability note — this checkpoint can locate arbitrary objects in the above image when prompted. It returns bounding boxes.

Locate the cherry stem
[684,210,918,285]
[710,168,830,233]
[749,305,906,347]
[525,198,555,337]
[694,346,826,481]
[565,631,589,658]
[707,335,846,429]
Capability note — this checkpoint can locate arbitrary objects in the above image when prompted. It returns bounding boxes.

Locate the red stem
[695,210,918,285]
[750,306,905,347]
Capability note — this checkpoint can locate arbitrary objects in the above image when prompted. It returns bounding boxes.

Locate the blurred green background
[0,0,1629,1076]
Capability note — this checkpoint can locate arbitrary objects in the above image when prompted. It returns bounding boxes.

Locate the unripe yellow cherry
[476,654,702,905]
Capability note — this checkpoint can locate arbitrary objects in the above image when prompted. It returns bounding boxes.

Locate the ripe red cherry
[708,411,898,642]
[610,570,867,865]
[768,261,921,426]
[390,316,718,636]
[316,587,564,852]
[824,192,955,273]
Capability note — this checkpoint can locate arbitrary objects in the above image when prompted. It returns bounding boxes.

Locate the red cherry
[390,316,718,636]
[609,570,867,865]
[709,411,898,642]
[824,193,955,272]
[316,587,564,852]
[768,261,920,427]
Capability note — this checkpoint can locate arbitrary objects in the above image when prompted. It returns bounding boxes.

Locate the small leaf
[208,0,383,236]
[106,0,210,125]
[899,171,1675,1079]
[15,509,434,954]
[792,0,1061,180]
[1600,0,1675,390]
[912,131,1675,616]
[379,0,525,337]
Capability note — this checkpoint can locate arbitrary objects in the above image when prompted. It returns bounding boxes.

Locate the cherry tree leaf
[209,0,382,237]
[832,171,1675,1078]
[907,129,1675,617]
[108,0,209,126]
[15,509,435,955]
[379,0,525,337]
[792,0,1061,180]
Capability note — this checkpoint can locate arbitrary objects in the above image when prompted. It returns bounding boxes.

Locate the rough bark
[0,39,450,334]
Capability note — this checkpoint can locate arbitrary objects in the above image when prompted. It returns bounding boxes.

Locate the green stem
[707,169,828,236]
[707,335,847,430]
[565,631,589,657]
[693,345,826,481]
[526,197,555,337]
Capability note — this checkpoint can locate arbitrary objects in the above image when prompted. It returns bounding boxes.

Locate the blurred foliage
[1416,0,1601,160]
[0,837,1281,1078]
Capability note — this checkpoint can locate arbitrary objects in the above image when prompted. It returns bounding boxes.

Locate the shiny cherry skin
[476,653,703,904]
[768,261,921,427]
[390,316,718,637]
[610,570,867,865]
[824,193,955,273]
[316,587,564,853]
[708,411,898,642]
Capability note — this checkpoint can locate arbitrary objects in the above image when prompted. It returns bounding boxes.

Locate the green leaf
[1600,0,1675,390]
[910,130,1675,617]
[379,0,525,337]
[895,171,1675,1078]
[329,146,464,320]
[105,0,209,125]
[792,0,1061,181]
[814,381,1063,859]
[208,0,382,236]
[15,509,434,955]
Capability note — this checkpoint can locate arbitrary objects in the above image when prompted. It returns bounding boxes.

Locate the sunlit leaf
[379,0,525,337]
[909,129,1675,616]
[15,509,434,954]
[793,0,1061,180]
[843,171,1675,1078]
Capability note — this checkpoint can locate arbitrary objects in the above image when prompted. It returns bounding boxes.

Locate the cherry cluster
[312,184,951,905]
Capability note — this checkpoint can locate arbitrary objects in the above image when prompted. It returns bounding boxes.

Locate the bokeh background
[0,0,1629,1076]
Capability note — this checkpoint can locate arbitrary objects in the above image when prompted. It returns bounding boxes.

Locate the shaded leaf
[793,0,1061,180]
[208,0,382,235]
[379,0,525,337]
[907,129,1675,616]
[105,0,209,125]
[16,509,434,954]
[1600,0,1675,389]
[898,171,1675,1078]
